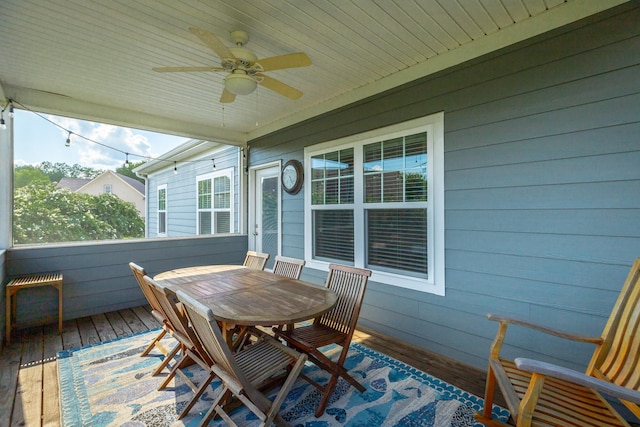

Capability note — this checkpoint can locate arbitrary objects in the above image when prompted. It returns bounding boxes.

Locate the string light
[8,102,14,118]
[174,161,178,175]
[212,158,216,171]
[125,153,130,168]
[10,98,232,169]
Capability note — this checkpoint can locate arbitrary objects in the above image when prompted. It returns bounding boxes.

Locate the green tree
[13,182,144,244]
[115,160,146,184]
[14,165,50,188]
[39,161,103,182]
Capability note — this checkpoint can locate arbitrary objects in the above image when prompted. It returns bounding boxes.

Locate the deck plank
[0,342,22,427]
[61,319,82,350]
[131,305,159,330]
[91,313,118,342]
[12,327,44,427]
[119,308,148,334]
[104,310,133,337]
[42,323,63,427]
[77,316,101,347]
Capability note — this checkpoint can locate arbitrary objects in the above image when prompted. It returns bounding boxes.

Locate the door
[250,164,280,270]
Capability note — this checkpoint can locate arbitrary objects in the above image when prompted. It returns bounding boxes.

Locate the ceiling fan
[153,27,311,103]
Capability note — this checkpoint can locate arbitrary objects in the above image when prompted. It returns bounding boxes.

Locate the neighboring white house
[57,171,146,219]
[134,139,242,239]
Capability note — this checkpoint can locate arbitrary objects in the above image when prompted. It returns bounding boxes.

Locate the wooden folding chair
[243,251,270,270]
[476,258,640,426]
[144,276,218,420]
[273,263,371,417]
[129,262,173,360]
[176,289,307,427]
[272,256,305,280]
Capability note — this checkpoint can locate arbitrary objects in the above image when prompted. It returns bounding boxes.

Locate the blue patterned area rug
[58,329,509,426]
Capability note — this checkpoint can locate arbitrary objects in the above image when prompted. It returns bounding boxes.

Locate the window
[197,169,233,234]
[157,184,167,236]
[305,113,445,295]
[104,184,112,194]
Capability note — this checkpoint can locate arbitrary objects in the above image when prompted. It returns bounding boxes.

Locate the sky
[13,109,189,171]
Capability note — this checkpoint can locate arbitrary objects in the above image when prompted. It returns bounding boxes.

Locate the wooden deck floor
[0,305,502,426]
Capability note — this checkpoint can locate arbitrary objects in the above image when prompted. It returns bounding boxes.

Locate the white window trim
[196,168,235,235]
[304,112,445,295]
[104,184,112,194]
[157,184,167,237]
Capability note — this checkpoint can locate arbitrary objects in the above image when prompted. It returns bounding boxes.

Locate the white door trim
[248,160,281,253]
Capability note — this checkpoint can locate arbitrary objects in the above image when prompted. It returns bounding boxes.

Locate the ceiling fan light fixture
[225,73,257,95]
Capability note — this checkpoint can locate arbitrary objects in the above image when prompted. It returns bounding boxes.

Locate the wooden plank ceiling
[0,0,628,144]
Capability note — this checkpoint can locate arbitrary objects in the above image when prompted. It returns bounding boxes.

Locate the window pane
[158,188,166,210]
[367,208,427,277]
[214,192,230,209]
[364,142,382,172]
[311,155,325,180]
[198,179,211,209]
[158,212,166,234]
[199,211,212,235]
[325,151,339,178]
[406,171,427,201]
[312,148,354,206]
[215,212,230,233]
[340,148,354,177]
[314,210,354,262]
[363,132,427,203]
[340,176,354,204]
[312,180,324,205]
[382,137,403,172]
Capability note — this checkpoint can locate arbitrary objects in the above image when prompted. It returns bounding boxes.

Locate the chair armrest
[515,357,640,404]
[487,314,603,344]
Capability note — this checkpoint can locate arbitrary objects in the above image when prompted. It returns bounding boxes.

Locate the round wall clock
[281,159,304,194]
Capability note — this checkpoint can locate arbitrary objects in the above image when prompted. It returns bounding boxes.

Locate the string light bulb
[125,153,130,168]
[212,158,216,171]
[0,116,5,130]
[174,161,178,175]
[8,102,14,118]
[65,131,72,147]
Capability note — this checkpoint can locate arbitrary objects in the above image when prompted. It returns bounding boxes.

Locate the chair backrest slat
[130,262,166,318]
[144,276,213,364]
[317,264,371,335]
[243,251,270,270]
[176,289,247,385]
[589,258,640,417]
[273,256,305,279]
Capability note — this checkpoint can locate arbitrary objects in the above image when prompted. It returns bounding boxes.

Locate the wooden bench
[6,273,63,344]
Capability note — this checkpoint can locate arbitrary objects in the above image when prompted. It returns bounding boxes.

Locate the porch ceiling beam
[4,84,247,147]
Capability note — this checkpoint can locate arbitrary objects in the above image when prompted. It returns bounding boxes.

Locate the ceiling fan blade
[220,88,236,103]
[258,53,312,71]
[258,75,303,100]
[152,66,225,72]
[189,27,235,60]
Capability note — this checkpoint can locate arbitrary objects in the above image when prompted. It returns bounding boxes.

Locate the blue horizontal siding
[248,5,640,370]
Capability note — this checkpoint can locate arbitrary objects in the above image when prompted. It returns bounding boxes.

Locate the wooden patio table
[154,264,337,347]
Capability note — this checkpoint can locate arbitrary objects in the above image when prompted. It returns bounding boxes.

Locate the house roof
[57,172,145,196]
[57,177,90,192]
[134,139,227,175]
[0,0,629,145]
